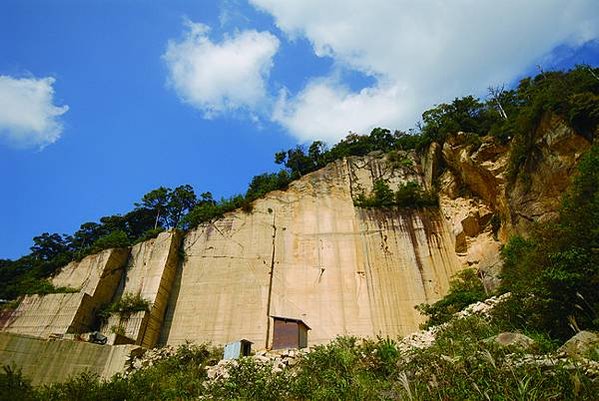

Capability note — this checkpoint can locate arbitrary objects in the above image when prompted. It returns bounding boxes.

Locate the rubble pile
[206,348,310,380]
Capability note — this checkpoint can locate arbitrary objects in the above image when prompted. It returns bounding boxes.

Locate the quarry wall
[0,248,130,338]
[101,231,182,348]
[160,154,463,347]
[0,332,142,385]
[5,118,588,386]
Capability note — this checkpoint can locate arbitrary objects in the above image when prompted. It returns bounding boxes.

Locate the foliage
[99,292,151,320]
[0,365,35,401]
[205,358,290,401]
[245,171,291,201]
[394,316,599,401]
[420,95,501,145]
[179,194,252,229]
[135,185,198,229]
[355,179,438,209]
[416,268,487,328]
[5,329,599,400]
[133,228,164,244]
[89,230,130,254]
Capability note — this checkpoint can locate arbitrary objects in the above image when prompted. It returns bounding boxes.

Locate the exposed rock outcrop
[436,114,592,289]
[101,231,182,348]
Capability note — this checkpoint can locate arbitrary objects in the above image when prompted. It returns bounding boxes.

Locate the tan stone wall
[160,212,274,346]
[52,248,130,304]
[0,293,94,337]
[161,154,462,348]
[0,332,141,385]
[101,231,182,348]
[1,249,130,339]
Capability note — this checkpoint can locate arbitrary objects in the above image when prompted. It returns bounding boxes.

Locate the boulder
[558,331,599,358]
[486,332,536,351]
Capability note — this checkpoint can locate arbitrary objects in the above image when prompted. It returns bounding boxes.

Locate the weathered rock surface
[437,114,591,287]
[0,248,129,337]
[486,332,537,351]
[0,332,143,385]
[101,231,182,348]
[558,331,599,358]
[161,155,462,348]
[507,114,592,235]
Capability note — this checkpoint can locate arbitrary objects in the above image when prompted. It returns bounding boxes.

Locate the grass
[3,321,598,400]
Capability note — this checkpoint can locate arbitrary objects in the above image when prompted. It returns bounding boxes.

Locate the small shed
[223,339,253,360]
[271,316,311,349]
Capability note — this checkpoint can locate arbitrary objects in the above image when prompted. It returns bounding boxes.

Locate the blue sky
[1,0,598,260]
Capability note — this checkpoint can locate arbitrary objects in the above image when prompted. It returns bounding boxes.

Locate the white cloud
[273,80,411,142]
[163,19,280,117]
[251,0,599,142]
[0,75,69,149]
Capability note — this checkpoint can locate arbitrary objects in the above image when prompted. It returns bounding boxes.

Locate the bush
[133,228,164,244]
[90,230,130,253]
[416,269,486,328]
[0,365,35,401]
[395,315,599,401]
[99,292,150,321]
[355,180,438,209]
[205,358,289,401]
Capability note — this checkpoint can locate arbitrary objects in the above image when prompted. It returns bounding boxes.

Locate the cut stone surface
[160,154,462,348]
[0,332,143,385]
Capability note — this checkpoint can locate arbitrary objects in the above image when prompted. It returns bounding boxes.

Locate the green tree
[30,233,71,262]
[136,187,170,229]
[167,185,197,228]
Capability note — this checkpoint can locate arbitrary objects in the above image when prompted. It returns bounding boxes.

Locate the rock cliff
[160,155,461,347]
[0,114,592,385]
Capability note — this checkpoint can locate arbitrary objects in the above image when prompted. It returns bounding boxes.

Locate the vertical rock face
[0,332,143,385]
[52,248,130,304]
[0,249,129,338]
[0,293,93,337]
[161,154,462,347]
[159,208,274,347]
[101,231,182,348]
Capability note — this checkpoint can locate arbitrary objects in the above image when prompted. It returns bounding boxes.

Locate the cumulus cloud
[0,75,69,149]
[273,80,411,142]
[251,0,599,142]
[163,19,280,117]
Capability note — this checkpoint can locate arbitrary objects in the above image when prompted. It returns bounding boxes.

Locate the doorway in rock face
[271,316,310,349]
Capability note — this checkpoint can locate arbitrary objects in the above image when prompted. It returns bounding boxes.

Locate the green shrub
[99,292,150,321]
[90,230,130,253]
[205,358,289,401]
[355,180,438,209]
[133,228,164,244]
[0,365,35,401]
[416,268,486,328]
[395,315,599,401]
[288,336,390,400]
